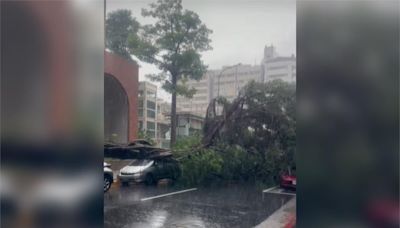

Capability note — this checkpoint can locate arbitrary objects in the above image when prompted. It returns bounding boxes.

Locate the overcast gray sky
[106,0,296,100]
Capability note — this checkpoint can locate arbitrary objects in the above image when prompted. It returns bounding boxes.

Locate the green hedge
[172,136,292,187]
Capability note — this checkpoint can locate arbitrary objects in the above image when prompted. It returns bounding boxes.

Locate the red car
[366,199,399,227]
[280,174,296,190]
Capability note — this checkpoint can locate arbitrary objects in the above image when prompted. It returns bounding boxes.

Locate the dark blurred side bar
[1,1,104,227]
[297,1,399,227]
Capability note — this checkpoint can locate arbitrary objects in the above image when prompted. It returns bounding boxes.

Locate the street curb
[255,197,296,228]
[283,213,296,228]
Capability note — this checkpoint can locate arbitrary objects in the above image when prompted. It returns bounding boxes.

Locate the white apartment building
[138,81,158,139]
[156,98,170,148]
[176,45,296,117]
[176,73,211,117]
[261,45,296,82]
[177,64,262,116]
[209,64,262,101]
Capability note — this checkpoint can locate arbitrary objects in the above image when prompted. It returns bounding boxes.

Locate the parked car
[104,162,113,192]
[366,198,399,227]
[118,158,181,185]
[280,174,296,190]
[280,166,296,190]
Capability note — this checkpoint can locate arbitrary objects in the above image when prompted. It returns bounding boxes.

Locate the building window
[194,96,207,101]
[147,100,156,110]
[147,110,156,118]
[147,121,155,130]
[267,65,287,70]
[146,90,156,99]
[138,108,143,117]
[269,73,288,78]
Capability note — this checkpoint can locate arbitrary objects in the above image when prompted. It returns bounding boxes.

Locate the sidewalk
[255,197,296,228]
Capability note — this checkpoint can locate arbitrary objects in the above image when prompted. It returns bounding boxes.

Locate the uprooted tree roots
[202,95,246,147]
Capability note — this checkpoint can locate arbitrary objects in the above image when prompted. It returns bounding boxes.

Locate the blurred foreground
[298,1,399,227]
[1,1,104,227]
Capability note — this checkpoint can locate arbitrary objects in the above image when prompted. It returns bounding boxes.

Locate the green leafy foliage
[223,80,296,167]
[106,9,140,60]
[128,0,212,90]
[137,130,156,146]
[178,148,223,186]
[172,136,223,186]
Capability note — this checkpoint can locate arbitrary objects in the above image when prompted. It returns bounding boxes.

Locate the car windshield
[129,159,152,167]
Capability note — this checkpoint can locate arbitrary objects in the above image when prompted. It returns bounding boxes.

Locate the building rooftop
[139,81,158,89]
[263,56,296,63]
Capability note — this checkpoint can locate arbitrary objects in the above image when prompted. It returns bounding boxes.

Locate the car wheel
[104,175,112,192]
[145,173,156,185]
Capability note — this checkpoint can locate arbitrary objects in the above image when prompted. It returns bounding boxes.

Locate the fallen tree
[104,140,172,160]
[171,80,296,186]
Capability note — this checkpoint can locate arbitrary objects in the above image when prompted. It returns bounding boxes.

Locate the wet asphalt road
[104,183,294,228]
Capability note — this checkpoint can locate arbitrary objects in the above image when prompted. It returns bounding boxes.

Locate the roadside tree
[128,0,212,146]
[106,9,140,60]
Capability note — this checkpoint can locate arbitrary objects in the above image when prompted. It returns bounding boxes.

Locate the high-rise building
[176,73,211,116]
[138,81,158,139]
[138,82,171,148]
[177,64,262,116]
[209,64,262,101]
[176,45,296,117]
[156,98,170,148]
[261,45,296,82]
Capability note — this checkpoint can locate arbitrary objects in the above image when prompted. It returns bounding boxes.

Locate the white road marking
[266,191,296,196]
[262,186,279,193]
[262,186,296,197]
[140,188,198,201]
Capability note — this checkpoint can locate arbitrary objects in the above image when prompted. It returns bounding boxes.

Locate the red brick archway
[104,51,139,142]
[2,1,139,143]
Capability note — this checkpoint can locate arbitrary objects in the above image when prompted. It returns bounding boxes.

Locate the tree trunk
[170,75,177,146]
